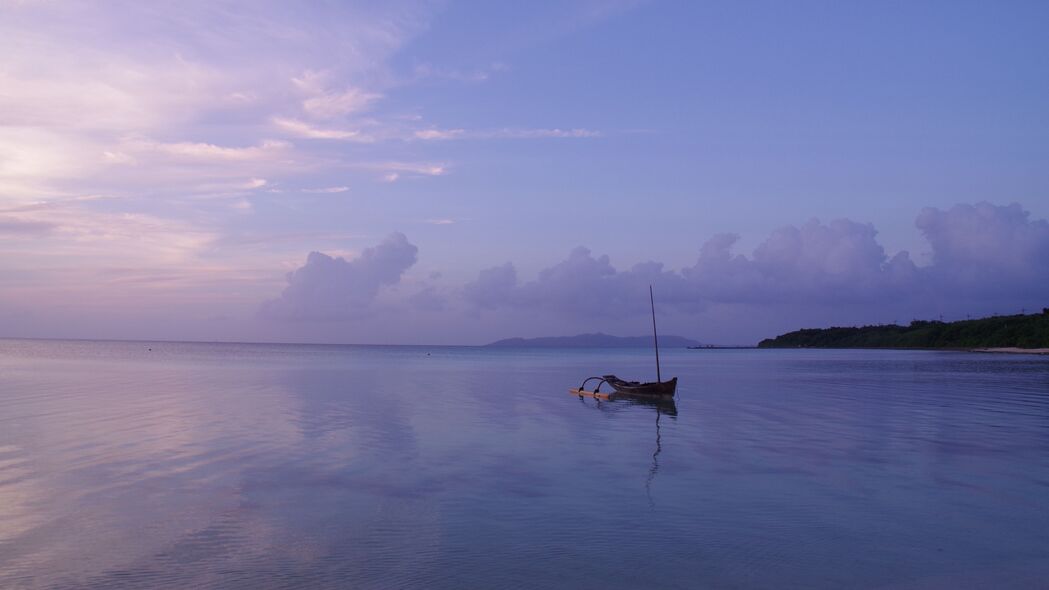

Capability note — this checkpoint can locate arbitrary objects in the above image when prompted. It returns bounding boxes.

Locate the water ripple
[1,342,1048,588]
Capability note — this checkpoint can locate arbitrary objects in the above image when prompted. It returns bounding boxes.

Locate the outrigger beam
[569,376,613,399]
[568,388,613,400]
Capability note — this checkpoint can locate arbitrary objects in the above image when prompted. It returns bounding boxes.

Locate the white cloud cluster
[917,202,1049,295]
[0,1,482,202]
[463,202,1048,320]
[260,232,418,320]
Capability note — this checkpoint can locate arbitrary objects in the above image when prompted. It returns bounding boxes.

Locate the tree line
[758,309,1049,349]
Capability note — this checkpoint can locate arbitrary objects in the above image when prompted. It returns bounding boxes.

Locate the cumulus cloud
[408,286,448,312]
[464,248,682,317]
[260,233,418,320]
[917,202,1049,296]
[682,219,918,304]
[463,202,1046,320]
[463,263,518,310]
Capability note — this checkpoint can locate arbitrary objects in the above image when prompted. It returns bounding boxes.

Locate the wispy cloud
[0,217,56,236]
[0,204,217,266]
[292,70,383,118]
[413,127,601,140]
[495,128,601,138]
[133,139,293,162]
[272,117,371,141]
[302,186,350,194]
[414,128,466,140]
[411,62,509,83]
[355,161,447,182]
[0,1,433,208]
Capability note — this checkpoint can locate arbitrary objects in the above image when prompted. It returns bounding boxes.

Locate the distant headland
[758,309,1049,351]
[485,333,702,348]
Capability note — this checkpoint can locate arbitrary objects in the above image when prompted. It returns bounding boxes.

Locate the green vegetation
[758,309,1049,349]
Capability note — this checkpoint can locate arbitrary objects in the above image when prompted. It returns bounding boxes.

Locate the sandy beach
[971,347,1049,355]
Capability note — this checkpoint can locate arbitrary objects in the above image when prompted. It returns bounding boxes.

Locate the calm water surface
[0,339,1047,589]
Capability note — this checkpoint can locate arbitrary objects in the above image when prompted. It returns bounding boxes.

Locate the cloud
[292,70,383,118]
[260,232,418,320]
[681,218,918,304]
[408,286,447,312]
[917,202,1049,296]
[0,200,218,269]
[302,186,350,194]
[414,128,466,140]
[412,62,509,83]
[0,1,429,204]
[272,117,370,141]
[464,248,682,317]
[493,128,601,139]
[133,139,293,162]
[463,263,518,310]
[356,162,447,182]
[463,202,1047,321]
[412,127,600,140]
[0,217,56,236]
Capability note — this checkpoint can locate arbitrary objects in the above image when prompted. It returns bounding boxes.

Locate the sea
[0,339,1047,589]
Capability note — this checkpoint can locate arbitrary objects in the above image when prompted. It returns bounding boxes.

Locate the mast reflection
[574,394,677,507]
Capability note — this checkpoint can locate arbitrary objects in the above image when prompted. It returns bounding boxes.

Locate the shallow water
[1,339,1047,589]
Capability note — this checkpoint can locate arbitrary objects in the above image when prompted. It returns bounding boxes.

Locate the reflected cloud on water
[3,341,1049,589]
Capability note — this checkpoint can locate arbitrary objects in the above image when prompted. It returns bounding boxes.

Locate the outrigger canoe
[569,374,677,399]
[569,285,679,400]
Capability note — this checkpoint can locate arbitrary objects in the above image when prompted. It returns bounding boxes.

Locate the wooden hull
[602,375,677,397]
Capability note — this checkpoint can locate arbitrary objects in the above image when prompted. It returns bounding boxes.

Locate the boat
[569,285,678,399]
[601,374,677,396]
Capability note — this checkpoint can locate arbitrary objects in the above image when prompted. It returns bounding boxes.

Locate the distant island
[758,309,1049,350]
[486,332,703,348]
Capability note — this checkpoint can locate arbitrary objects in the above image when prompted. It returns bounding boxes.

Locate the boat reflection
[573,393,677,507]
[573,393,677,418]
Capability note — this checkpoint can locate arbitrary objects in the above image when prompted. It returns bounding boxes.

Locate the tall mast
[650,285,661,382]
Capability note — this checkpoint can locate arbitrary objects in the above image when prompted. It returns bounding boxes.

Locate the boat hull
[601,375,677,397]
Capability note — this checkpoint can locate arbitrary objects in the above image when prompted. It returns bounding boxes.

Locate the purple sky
[1,1,1047,345]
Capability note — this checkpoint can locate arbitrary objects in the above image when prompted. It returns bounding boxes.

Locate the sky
[1,0,1047,345]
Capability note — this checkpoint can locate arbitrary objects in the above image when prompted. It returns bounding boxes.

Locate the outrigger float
[569,285,678,400]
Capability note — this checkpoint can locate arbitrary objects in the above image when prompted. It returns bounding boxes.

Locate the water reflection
[573,394,678,507]
[646,409,664,508]
[574,394,678,417]
[3,341,1049,589]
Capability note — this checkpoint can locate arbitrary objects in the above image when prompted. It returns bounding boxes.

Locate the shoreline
[754,345,1049,355]
[970,347,1049,355]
